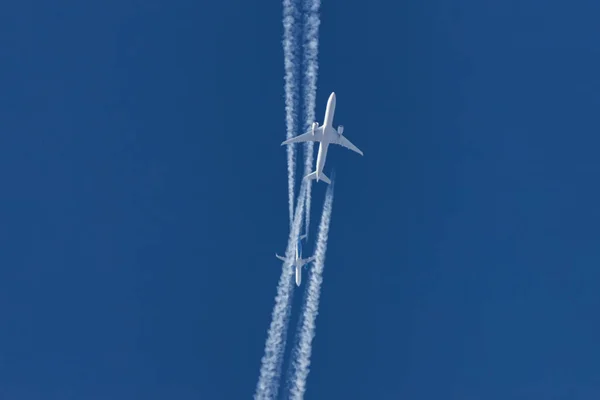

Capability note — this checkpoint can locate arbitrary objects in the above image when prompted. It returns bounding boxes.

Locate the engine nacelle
[337,125,344,135]
[311,121,319,134]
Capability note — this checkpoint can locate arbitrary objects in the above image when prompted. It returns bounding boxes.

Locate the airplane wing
[334,135,364,156]
[302,256,316,267]
[275,254,287,262]
[281,127,323,145]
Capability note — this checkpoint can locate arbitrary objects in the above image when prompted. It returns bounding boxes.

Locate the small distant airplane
[281,92,363,184]
[276,234,315,286]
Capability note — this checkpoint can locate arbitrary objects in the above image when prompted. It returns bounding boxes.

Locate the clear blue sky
[1,0,600,398]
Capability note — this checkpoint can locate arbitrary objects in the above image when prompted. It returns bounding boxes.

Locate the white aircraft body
[281,92,363,184]
[276,235,315,286]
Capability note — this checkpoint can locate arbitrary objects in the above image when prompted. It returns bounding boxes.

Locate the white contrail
[283,0,301,228]
[255,183,307,400]
[288,182,334,400]
[301,0,321,236]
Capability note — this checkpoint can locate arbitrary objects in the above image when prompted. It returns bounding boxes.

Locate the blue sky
[1,0,600,398]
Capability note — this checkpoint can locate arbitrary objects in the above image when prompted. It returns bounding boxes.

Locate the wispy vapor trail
[255,183,308,400]
[288,182,334,400]
[282,0,301,228]
[301,0,321,236]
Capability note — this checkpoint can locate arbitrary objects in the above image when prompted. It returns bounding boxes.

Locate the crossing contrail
[256,1,324,398]
[255,183,308,400]
[282,0,301,228]
[301,0,321,237]
[288,181,334,400]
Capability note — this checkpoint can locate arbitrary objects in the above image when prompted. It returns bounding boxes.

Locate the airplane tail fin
[304,171,331,185]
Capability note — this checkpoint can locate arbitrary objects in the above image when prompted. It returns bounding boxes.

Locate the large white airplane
[276,234,315,286]
[281,92,363,184]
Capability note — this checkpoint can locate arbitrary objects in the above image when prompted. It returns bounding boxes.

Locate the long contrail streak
[288,182,334,400]
[301,0,321,236]
[282,0,301,228]
[255,183,308,400]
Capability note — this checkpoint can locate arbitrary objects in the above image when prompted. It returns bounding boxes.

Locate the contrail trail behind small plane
[288,182,334,400]
[282,0,301,228]
[255,183,308,400]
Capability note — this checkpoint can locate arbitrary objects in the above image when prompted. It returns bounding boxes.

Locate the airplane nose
[330,92,336,99]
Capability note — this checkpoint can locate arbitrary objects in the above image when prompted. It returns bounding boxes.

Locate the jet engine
[311,121,319,134]
[337,125,344,135]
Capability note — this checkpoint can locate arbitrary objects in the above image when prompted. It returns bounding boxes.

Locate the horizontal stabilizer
[304,171,331,185]
[275,254,286,262]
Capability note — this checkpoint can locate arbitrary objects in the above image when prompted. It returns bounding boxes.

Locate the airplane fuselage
[323,91,336,128]
[315,92,339,181]
[294,239,303,286]
[295,264,302,286]
[295,239,302,260]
